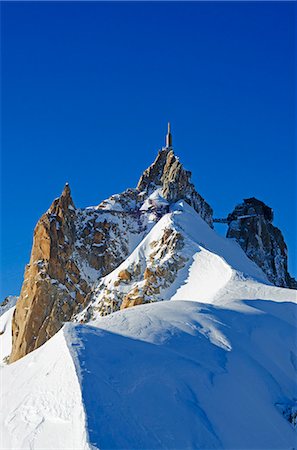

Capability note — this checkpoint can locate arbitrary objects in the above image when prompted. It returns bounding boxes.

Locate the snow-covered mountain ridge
[6,142,297,363]
[79,200,271,320]
[1,133,297,449]
[1,292,296,449]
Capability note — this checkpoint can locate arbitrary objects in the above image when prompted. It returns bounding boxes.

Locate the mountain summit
[1,125,297,450]
[136,147,213,226]
[7,126,296,363]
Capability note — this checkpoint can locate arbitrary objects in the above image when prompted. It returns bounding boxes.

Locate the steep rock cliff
[226,197,296,289]
[9,185,152,362]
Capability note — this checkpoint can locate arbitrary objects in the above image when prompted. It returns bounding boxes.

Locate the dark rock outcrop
[227,197,296,289]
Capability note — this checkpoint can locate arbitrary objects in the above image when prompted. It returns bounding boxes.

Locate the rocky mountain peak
[227,197,296,289]
[136,148,171,194]
[9,182,80,363]
[9,180,158,362]
[227,197,273,223]
[160,150,193,203]
[137,147,213,227]
[48,183,75,217]
[8,134,296,364]
[61,182,72,203]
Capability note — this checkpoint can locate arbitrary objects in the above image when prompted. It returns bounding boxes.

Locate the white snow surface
[0,297,18,364]
[2,295,296,449]
[1,202,297,449]
[1,326,90,450]
[0,306,15,364]
[140,189,169,211]
[77,298,297,450]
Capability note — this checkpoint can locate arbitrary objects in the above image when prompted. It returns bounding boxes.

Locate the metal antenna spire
[166,122,172,148]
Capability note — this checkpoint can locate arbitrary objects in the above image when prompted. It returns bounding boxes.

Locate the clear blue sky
[1,1,296,299]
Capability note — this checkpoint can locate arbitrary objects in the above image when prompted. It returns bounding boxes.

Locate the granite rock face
[9,185,150,363]
[227,197,296,289]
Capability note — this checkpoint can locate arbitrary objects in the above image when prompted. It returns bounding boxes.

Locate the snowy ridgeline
[78,200,273,319]
[1,297,297,450]
[1,200,297,449]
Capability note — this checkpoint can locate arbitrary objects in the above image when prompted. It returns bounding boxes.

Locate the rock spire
[227,197,296,289]
[136,147,213,226]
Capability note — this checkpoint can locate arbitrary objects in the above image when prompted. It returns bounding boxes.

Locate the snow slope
[170,202,296,305]
[2,294,296,449]
[86,200,275,317]
[1,202,296,449]
[0,306,15,364]
[69,297,297,449]
[1,327,90,450]
[0,296,18,364]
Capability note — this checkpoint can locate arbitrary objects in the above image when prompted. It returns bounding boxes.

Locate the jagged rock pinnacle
[61,182,71,198]
[136,147,213,227]
[48,183,75,215]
